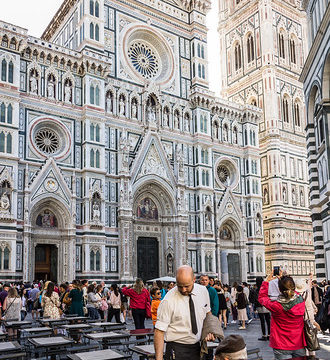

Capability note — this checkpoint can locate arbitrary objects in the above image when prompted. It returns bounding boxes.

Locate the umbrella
[147,276,176,283]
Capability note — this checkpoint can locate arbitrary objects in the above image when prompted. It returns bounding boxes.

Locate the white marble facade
[0,0,263,283]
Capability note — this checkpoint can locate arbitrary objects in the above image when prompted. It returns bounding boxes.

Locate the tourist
[108,283,121,323]
[68,280,84,316]
[95,284,107,320]
[236,285,248,330]
[29,284,40,319]
[154,265,215,360]
[230,282,238,323]
[150,287,161,326]
[41,281,61,319]
[122,278,150,329]
[62,283,73,314]
[167,282,175,291]
[2,287,21,337]
[258,273,306,359]
[0,283,9,313]
[156,280,166,300]
[214,335,248,360]
[20,288,28,320]
[86,284,100,320]
[119,286,128,324]
[200,274,219,317]
[254,277,270,341]
[216,282,228,329]
[311,279,323,314]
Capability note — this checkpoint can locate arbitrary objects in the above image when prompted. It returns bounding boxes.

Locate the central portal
[35,244,58,282]
[137,237,159,281]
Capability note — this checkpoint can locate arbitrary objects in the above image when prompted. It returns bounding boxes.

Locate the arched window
[294,102,301,127]
[235,43,242,70]
[197,44,201,57]
[95,24,99,41]
[247,34,254,63]
[6,133,12,154]
[290,39,296,64]
[95,250,100,271]
[282,97,289,123]
[279,33,285,58]
[90,22,94,40]
[90,84,95,104]
[233,127,238,144]
[90,0,94,15]
[95,1,99,17]
[90,124,95,141]
[90,250,95,270]
[0,103,5,122]
[95,86,100,105]
[202,170,206,186]
[90,149,95,167]
[95,150,100,168]
[1,59,7,81]
[206,171,209,186]
[202,65,205,79]
[0,245,10,270]
[8,62,13,83]
[192,63,195,77]
[201,45,205,59]
[0,132,5,152]
[198,64,201,77]
[7,104,12,124]
[95,124,100,142]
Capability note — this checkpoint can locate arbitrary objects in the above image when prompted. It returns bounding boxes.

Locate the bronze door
[137,237,159,282]
[35,244,58,282]
[227,253,240,285]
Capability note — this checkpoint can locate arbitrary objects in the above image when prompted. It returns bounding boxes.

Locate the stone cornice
[41,0,79,42]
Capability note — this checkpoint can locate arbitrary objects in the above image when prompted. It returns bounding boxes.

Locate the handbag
[303,292,320,351]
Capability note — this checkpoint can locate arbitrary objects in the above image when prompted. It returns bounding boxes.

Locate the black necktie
[189,294,198,335]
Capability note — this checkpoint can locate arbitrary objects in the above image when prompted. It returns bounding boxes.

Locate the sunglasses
[156,291,161,294]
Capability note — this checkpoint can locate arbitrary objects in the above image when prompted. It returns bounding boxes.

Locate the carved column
[118,132,133,281]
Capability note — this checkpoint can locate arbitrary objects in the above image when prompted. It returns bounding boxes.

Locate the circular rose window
[215,158,239,188]
[30,118,71,160]
[128,41,160,79]
[35,129,60,154]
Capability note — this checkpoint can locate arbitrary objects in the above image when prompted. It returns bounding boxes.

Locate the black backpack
[249,288,257,304]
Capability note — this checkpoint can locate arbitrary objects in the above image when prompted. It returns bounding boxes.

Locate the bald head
[176,265,195,296]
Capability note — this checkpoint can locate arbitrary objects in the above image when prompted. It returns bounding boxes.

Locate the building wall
[219,0,315,277]
[0,0,263,283]
[300,0,330,281]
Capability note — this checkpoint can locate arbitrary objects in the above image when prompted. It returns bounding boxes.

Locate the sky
[1,0,221,95]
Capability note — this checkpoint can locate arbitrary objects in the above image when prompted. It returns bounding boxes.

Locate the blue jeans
[246,305,252,320]
[87,307,100,320]
[273,348,306,360]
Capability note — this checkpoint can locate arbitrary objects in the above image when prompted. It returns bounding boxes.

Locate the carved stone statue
[233,129,237,144]
[147,105,156,124]
[64,83,72,103]
[167,254,173,275]
[223,127,228,142]
[185,116,190,132]
[92,202,100,222]
[47,80,55,99]
[205,215,212,231]
[119,97,125,116]
[132,102,138,119]
[255,216,261,235]
[0,192,10,211]
[106,94,113,113]
[176,147,184,180]
[30,73,38,94]
[174,113,179,129]
[164,111,170,127]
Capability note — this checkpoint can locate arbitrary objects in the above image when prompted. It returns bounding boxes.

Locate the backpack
[99,298,108,311]
[249,288,257,304]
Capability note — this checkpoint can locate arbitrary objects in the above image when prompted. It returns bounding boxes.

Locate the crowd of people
[0,270,330,359]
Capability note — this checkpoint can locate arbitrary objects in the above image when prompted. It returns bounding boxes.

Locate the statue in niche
[106,93,113,113]
[263,188,269,204]
[292,188,297,205]
[119,97,125,116]
[147,105,156,124]
[167,254,173,275]
[255,215,262,235]
[184,115,190,132]
[164,110,170,127]
[64,82,72,103]
[223,126,228,142]
[233,129,238,144]
[283,186,287,202]
[131,101,138,119]
[174,112,180,129]
[47,79,55,99]
[205,210,212,231]
[30,72,38,94]
[176,147,184,180]
[92,202,100,222]
[300,190,304,206]
[0,192,10,211]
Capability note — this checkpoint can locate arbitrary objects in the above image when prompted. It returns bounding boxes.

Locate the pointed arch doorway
[137,237,159,281]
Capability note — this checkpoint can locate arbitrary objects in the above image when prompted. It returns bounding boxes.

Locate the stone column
[221,250,229,284]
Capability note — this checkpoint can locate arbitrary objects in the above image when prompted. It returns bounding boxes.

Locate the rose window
[128,41,159,79]
[217,165,229,184]
[34,129,60,154]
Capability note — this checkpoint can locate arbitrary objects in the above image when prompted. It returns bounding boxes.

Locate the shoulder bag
[303,292,320,351]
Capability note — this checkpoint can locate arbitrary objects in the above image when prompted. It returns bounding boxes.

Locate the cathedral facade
[300,0,329,281]
[218,0,315,277]
[0,0,263,284]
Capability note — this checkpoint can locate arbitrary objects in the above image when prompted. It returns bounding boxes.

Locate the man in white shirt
[154,265,214,360]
